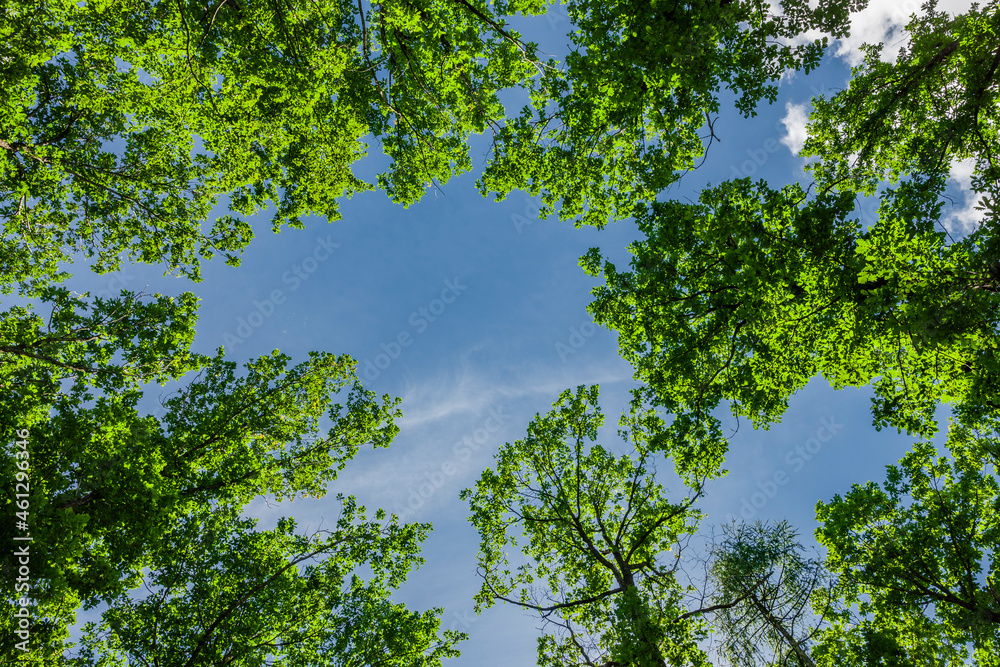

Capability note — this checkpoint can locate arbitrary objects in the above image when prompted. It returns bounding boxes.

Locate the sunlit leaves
[70,503,462,666]
[461,386,708,667]
[814,413,1000,665]
[586,178,1000,478]
[1,0,546,285]
[0,286,430,663]
[479,0,867,228]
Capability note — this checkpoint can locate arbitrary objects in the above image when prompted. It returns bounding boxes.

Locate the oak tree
[68,502,462,667]
[461,386,713,667]
[479,0,868,227]
[583,177,999,477]
[814,412,1000,666]
[0,286,444,663]
[1,0,546,284]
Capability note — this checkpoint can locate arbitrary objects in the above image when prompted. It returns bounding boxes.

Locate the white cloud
[830,0,977,66]
[779,102,810,155]
[395,371,500,430]
[944,157,984,235]
[395,356,632,432]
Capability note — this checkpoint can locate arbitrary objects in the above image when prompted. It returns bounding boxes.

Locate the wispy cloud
[395,342,633,431]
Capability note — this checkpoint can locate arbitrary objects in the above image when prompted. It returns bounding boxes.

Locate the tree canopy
[0,282,466,662]
[6,0,1000,664]
[803,0,1000,226]
[814,413,1000,666]
[69,502,462,667]
[479,0,867,227]
[582,175,999,478]
[1,0,870,291]
[462,386,715,667]
[464,1,1000,664]
[0,0,547,285]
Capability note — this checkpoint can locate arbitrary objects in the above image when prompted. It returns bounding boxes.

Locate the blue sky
[57,0,981,663]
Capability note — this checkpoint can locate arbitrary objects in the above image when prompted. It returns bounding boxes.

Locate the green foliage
[0,0,546,284]
[573,1,1000,662]
[479,0,867,227]
[814,413,1000,666]
[65,503,462,667]
[803,0,1000,206]
[709,521,829,667]
[0,285,466,664]
[8,1,1000,664]
[461,386,709,667]
[796,0,1000,430]
[0,0,877,288]
[0,287,204,393]
[584,178,1000,477]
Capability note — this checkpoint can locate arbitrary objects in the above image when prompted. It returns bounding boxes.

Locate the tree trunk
[748,592,816,667]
